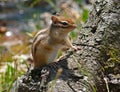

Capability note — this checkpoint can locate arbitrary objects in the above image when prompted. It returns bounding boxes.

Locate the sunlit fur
[32,15,76,68]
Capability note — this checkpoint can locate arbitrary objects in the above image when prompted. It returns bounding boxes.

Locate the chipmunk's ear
[51,16,58,24]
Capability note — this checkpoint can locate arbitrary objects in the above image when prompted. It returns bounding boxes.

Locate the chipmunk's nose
[72,24,77,28]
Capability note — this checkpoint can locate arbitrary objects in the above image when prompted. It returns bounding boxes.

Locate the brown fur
[32,15,76,68]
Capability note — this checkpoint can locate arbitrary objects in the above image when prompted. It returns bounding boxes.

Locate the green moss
[100,46,120,74]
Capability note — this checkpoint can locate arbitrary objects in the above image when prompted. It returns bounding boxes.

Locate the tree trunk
[11,0,120,92]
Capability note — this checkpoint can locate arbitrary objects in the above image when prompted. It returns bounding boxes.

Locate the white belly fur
[47,46,60,63]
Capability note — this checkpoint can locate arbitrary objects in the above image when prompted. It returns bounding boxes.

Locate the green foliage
[0,63,24,92]
[30,0,41,7]
[74,0,83,4]
[70,31,77,39]
[82,9,89,22]
[26,32,34,38]
[0,51,13,63]
[0,51,27,92]
[46,0,59,12]
[57,50,63,58]
[0,46,3,52]
[1,64,15,92]
[32,13,42,30]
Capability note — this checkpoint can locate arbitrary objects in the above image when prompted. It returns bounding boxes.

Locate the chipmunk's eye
[61,21,68,26]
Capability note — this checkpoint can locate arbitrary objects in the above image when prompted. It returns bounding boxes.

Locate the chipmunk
[32,15,77,68]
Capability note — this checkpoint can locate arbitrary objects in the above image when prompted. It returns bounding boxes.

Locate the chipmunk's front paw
[72,46,81,51]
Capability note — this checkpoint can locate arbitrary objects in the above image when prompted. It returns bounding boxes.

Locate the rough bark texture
[11,0,120,92]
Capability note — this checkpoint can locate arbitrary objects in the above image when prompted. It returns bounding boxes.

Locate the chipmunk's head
[51,15,76,33]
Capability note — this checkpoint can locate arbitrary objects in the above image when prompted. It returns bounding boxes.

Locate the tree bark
[11,0,120,92]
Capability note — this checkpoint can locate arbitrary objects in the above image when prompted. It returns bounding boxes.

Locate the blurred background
[0,0,93,91]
